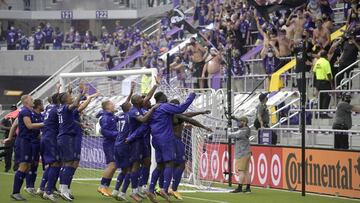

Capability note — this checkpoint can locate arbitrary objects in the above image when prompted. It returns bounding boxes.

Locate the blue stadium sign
[24,54,34,61]
[61,10,73,19]
[96,10,108,19]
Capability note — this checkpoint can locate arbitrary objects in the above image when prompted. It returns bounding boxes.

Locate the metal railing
[316,89,360,114]
[335,59,360,89]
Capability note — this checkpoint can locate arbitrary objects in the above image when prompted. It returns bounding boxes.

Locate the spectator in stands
[260,34,281,75]
[277,29,292,57]
[307,0,322,20]
[53,27,64,50]
[170,55,186,87]
[333,93,360,149]
[83,30,94,50]
[346,1,359,31]
[255,93,277,144]
[288,9,306,41]
[313,19,331,50]
[322,13,333,31]
[336,30,360,86]
[228,116,252,194]
[186,37,208,88]
[6,26,17,50]
[313,50,333,118]
[18,35,29,50]
[33,26,45,50]
[43,22,53,44]
[202,47,222,89]
[65,26,75,43]
[0,0,11,10]
[231,48,248,92]
[73,31,82,49]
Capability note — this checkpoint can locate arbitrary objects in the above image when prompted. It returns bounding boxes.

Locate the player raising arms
[127,76,161,201]
[24,99,44,195]
[57,86,99,201]
[38,93,62,201]
[97,81,135,197]
[146,91,196,203]
[5,95,44,201]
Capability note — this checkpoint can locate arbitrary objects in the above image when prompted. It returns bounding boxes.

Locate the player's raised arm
[142,74,161,106]
[68,90,86,111]
[78,92,100,113]
[124,81,136,105]
[175,114,212,132]
[160,92,196,114]
[182,110,211,118]
[134,103,160,123]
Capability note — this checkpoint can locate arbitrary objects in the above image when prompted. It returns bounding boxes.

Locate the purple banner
[241,45,263,61]
[79,136,106,169]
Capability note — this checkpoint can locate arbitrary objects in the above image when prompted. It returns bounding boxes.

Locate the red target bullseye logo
[257,153,268,185]
[271,154,281,186]
[221,151,229,180]
[200,152,208,178]
[210,150,219,178]
[249,156,255,182]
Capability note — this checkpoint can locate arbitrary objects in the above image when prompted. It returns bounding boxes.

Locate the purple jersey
[128,107,144,137]
[99,111,119,142]
[31,111,43,142]
[18,107,33,140]
[53,31,64,48]
[7,30,17,45]
[149,93,195,143]
[114,113,130,146]
[42,104,59,137]
[34,31,45,49]
[43,26,54,43]
[57,105,78,137]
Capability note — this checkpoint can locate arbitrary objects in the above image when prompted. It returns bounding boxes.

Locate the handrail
[271,98,300,116]
[337,69,360,90]
[262,127,360,134]
[335,59,360,89]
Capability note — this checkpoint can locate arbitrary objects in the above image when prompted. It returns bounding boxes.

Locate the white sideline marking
[182,195,229,203]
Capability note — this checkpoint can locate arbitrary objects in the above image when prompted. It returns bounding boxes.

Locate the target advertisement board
[199,144,360,199]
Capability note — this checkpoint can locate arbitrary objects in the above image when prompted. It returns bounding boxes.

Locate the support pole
[227,48,233,187]
[300,54,306,197]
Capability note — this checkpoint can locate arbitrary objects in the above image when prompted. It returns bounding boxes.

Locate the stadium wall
[0,50,101,76]
[199,144,360,199]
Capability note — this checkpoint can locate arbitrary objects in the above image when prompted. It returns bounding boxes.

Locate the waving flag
[248,0,308,20]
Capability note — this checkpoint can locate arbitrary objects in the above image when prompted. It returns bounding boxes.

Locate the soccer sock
[246,184,250,189]
[140,167,150,187]
[115,172,125,191]
[29,164,38,188]
[149,168,161,193]
[39,167,49,190]
[46,166,60,194]
[130,170,139,192]
[25,170,32,188]
[172,167,184,192]
[13,171,27,194]
[121,174,131,194]
[163,166,173,194]
[238,184,243,190]
[100,177,112,188]
[158,170,164,189]
[60,166,76,187]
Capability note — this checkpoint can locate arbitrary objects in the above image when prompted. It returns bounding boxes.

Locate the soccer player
[168,99,212,200]
[98,81,135,197]
[37,93,61,201]
[127,77,161,200]
[146,92,196,203]
[24,99,44,195]
[5,95,44,201]
[57,90,86,201]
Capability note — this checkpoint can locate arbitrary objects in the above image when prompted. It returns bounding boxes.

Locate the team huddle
[5,77,213,202]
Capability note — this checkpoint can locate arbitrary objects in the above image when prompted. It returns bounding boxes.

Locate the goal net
[59,68,228,190]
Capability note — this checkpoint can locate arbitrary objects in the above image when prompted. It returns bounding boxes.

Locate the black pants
[7,44,16,50]
[316,80,331,110]
[4,142,14,171]
[333,124,349,149]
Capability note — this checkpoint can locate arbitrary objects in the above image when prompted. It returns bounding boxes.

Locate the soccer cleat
[36,188,45,198]
[137,191,146,199]
[230,188,243,193]
[60,191,73,202]
[145,191,159,203]
[24,187,37,196]
[43,193,57,202]
[68,190,75,200]
[97,187,112,197]
[117,192,129,202]
[10,193,26,201]
[129,193,142,203]
[244,188,251,194]
[159,189,172,203]
[169,189,183,200]
[155,187,161,196]
[111,190,119,199]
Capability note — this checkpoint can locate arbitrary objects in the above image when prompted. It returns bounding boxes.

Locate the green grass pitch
[0,163,358,203]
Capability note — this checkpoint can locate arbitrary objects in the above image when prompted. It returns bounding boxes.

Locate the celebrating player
[146,91,196,203]
[97,81,135,197]
[127,77,160,200]
[24,99,44,195]
[5,95,44,201]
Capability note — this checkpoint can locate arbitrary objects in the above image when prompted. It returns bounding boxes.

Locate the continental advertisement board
[199,144,360,198]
